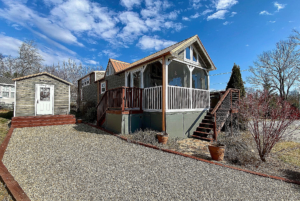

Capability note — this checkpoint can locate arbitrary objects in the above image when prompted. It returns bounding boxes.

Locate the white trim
[173,58,206,70]
[14,81,16,117]
[0,83,14,86]
[68,85,70,114]
[166,108,209,113]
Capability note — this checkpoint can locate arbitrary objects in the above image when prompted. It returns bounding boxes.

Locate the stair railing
[210,88,240,140]
[96,87,143,126]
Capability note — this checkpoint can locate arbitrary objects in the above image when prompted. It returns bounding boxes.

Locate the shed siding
[105,72,125,90]
[15,75,69,117]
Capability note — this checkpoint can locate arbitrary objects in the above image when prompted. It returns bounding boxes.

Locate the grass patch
[272,141,300,167]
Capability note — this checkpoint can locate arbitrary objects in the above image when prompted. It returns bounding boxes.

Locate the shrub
[239,90,300,162]
[84,107,97,123]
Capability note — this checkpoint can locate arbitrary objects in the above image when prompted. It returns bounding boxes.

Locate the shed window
[11,92,14,98]
[101,82,106,94]
[82,76,90,87]
[40,87,50,101]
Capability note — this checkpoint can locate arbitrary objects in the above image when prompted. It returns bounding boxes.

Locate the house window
[11,92,14,98]
[82,76,90,87]
[107,62,114,76]
[101,82,106,94]
[2,92,9,98]
[192,68,208,90]
[11,87,15,92]
[185,45,200,65]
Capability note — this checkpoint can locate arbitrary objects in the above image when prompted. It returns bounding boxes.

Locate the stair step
[193,130,213,135]
[191,135,214,141]
[197,127,213,130]
[203,119,214,123]
[199,122,214,127]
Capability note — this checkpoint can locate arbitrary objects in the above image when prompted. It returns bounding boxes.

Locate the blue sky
[0,0,299,90]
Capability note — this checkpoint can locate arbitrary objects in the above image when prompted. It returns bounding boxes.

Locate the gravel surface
[3,124,300,200]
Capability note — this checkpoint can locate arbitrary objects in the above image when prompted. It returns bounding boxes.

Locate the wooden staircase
[191,88,240,142]
[11,115,76,128]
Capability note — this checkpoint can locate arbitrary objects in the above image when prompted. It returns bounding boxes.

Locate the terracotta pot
[208,144,225,161]
[157,133,168,144]
[77,119,82,123]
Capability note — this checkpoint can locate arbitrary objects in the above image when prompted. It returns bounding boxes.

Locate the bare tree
[248,39,300,100]
[239,90,300,162]
[15,40,44,77]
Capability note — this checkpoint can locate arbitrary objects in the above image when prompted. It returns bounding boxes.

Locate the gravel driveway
[3,124,300,200]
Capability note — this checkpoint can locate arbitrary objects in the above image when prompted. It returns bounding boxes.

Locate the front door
[35,84,54,115]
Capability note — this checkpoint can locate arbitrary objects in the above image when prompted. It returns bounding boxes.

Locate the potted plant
[208,141,226,161]
[156,132,169,144]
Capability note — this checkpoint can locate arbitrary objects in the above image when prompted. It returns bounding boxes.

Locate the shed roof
[0,76,14,85]
[12,72,72,85]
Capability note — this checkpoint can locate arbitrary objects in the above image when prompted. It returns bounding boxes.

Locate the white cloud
[0,0,83,46]
[137,35,176,51]
[89,48,97,51]
[274,2,285,11]
[223,21,232,25]
[0,34,23,57]
[246,44,249,47]
[214,0,238,10]
[259,10,272,15]
[118,11,148,42]
[182,16,190,21]
[100,50,121,58]
[120,0,142,10]
[85,59,99,65]
[12,24,22,30]
[191,13,200,19]
[190,0,202,9]
[269,21,276,23]
[168,11,178,20]
[230,11,237,17]
[202,9,213,16]
[207,10,228,20]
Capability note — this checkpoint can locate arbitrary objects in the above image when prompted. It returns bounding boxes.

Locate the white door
[35,84,54,115]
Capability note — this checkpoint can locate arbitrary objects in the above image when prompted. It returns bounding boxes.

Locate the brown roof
[12,72,72,85]
[109,59,130,73]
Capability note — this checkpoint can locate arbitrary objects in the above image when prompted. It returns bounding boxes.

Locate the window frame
[101,81,106,94]
[184,44,201,65]
[82,76,90,87]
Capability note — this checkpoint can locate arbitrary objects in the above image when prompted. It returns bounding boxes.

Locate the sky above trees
[0,0,299,90]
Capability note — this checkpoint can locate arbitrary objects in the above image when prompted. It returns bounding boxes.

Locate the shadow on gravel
[73,124,110,136]
[281,169,300,191]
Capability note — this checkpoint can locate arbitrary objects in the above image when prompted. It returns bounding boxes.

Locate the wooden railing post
[122,87,125,112]
[213,113,217,141]
[140,89,143,111]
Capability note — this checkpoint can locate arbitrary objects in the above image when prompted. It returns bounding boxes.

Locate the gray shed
[12,72,72,117]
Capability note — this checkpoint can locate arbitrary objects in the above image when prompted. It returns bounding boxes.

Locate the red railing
[96,87,143,125]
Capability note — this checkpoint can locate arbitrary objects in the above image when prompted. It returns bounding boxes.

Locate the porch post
[188,65,194,109]
[162,56,166,133]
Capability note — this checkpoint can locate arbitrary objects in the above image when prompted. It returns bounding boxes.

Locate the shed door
[35,84,54,115]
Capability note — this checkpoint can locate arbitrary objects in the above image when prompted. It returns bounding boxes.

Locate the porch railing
[143,86,162,111]
[167,86,210,111]
[96,87,143,125]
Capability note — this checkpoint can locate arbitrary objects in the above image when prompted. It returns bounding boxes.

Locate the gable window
[184,45,201,65]
[101,82,106,94]
[82,76,90,87]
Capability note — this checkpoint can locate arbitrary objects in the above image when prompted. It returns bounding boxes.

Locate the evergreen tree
[226,63,246,97]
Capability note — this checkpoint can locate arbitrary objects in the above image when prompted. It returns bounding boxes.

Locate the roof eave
[115,51,171,74]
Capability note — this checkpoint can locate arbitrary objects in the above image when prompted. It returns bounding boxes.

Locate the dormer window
[184,45,201,65]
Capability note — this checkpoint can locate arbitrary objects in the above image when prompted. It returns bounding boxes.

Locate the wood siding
[15,75,69,117]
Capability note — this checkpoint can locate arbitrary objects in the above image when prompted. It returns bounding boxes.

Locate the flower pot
[77,119,82,123]
[157,133,168,144]
[208,144,225,161]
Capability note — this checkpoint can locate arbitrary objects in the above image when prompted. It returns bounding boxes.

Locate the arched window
[168,61,190,87]
[192,68,208,90]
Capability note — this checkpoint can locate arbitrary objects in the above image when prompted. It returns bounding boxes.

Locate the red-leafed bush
[239,90,300,162]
